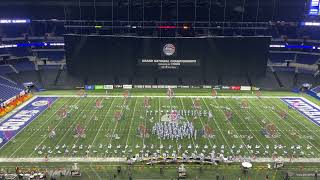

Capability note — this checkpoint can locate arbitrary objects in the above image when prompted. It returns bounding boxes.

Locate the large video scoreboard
[65,35,270,83]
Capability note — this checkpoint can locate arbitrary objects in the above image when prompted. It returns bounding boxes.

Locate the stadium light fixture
[183,25,189,29]
[0,42,64,49]
[159,26,177,29]
[269,45,285,48]
[302,22,320,26]
[0,19,30,24]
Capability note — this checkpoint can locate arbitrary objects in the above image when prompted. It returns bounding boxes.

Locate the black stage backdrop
[65,35,270,84]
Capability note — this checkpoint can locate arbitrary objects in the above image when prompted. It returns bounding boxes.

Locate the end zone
[0,97,58,149]
[281,97,320,126]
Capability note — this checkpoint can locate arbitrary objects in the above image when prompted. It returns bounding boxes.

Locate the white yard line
[281,97,320,138]
[237,98,305,159]
[106,97,130,157]
[202,98,247,157]
[26,98,83,157]
[158,97,162,154]
[87,98,116,157]
[222,98,268,155]
[169,98,183,156]
[247,99,302,151]
[26,98,82,157]
[263,98,320,154]
[124,98,138,150]
[142,102,148,151]
[8,97,66,157]
[245,99,292,152]
[42,97,97,157]
[90,163,102,180]
[190,98,213,148]
[65,97,102,154]
[169,98,179,154]
[179,97,197,154]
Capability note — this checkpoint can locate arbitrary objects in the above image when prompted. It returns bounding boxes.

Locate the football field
[0,90,320,163]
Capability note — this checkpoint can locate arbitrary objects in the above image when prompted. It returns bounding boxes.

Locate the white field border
[38,95,304,99]
[0,157,319,163]
[1,95,320,163]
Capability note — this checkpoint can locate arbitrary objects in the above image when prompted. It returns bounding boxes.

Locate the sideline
[38,95,302,99]
[0,157,319,163]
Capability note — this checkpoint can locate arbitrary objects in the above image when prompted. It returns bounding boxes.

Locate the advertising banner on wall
[85,85,95,90]
[213,86,222,90]
[123,85,133,89]
[104,85,114,90]
[114,85,123,89]
[240,86,251,91]
[230,86,241,90]
[133,85,144,88]
[178,85,190,88]
[251,87,261,91]
[94,85,104,90]
[221,86,231,90]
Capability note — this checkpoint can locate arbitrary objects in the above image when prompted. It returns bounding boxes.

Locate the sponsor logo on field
[32,100,49,107]
[163,44,175,56]
[0,110,40,131]
[281,97,320,126]
[0,97,58,149]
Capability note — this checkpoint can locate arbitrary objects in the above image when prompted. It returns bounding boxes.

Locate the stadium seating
[0,78,24,104]
[181,78,203,86]
[252,71,282,90]
[0,75,20,87]
[0,27,319,91]
[12,59,35,72]
[269,53,295,63]
[296,74,319,87]
[9,47,33,57]
[296,54,319,65]
[132,77,155,85]
[157,77,179,85]
[221,75,250,86]
[36,51,65,61]
[273,66,296,72]
[311,85,320,93]
[0,65,15,75]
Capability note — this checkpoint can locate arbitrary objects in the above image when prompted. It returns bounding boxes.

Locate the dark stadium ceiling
[0,0,307,22]
[0,0,304,7]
